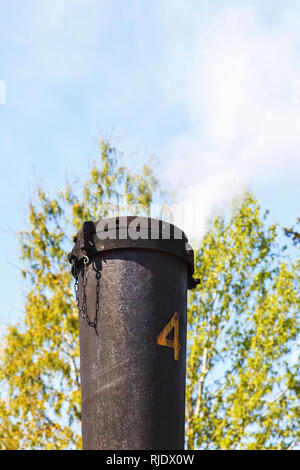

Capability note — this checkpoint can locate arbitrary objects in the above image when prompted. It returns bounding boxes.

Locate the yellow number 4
[157,312,181,361]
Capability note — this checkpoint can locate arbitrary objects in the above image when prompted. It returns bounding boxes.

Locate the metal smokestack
[68,216,199,450]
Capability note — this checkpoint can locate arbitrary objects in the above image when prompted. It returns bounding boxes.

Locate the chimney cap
[68,216,199,289]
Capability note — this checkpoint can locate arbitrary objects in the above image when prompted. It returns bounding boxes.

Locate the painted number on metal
[157,312,181,361]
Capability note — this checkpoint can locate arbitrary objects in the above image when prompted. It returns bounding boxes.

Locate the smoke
[158,4,300,246]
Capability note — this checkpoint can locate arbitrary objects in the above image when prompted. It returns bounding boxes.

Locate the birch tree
[186,195,300,449]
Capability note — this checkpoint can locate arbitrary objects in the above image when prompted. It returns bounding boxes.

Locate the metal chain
[74,255,100,336]
[74,278,80,314]
[93,259,101,336]
[81,255,89,321]
[74,256,88,320]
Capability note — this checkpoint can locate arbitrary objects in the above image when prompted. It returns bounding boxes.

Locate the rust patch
[157,312,181,361]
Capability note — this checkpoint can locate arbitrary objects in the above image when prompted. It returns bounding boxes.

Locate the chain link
[74,255,101,336]
[93,259,101,336]
[81,256,88,321]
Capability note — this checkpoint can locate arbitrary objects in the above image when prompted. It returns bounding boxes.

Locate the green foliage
[0,139,159,449]
[186,194,300,449]
[284,217,300,246]
[0,140,299,450]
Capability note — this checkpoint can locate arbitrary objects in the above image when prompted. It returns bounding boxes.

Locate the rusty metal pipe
[69,217,199,450]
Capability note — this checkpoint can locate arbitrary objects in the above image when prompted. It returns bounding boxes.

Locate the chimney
[68,216,199,450]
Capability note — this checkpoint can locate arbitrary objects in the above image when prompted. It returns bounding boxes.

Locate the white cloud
[158,4,300,242]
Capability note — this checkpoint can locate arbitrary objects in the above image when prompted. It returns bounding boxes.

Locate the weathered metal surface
[70,217,198,450]
[68,217,200,289]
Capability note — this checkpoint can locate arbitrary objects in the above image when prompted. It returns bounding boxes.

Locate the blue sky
[1,0,300,329]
